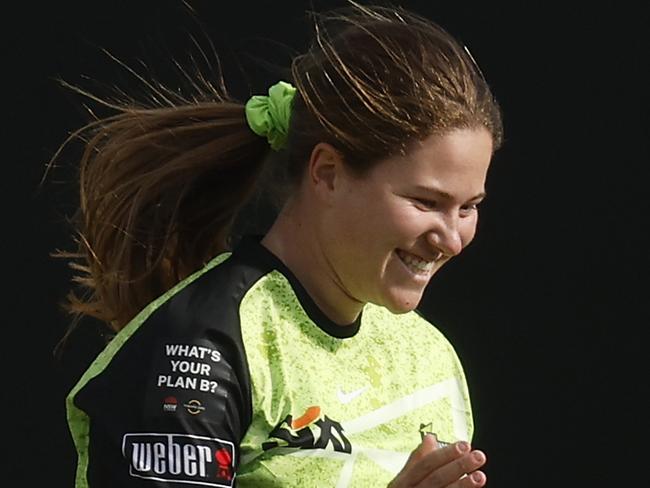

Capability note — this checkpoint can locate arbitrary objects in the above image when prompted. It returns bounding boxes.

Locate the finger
[411,434,439,461]
[417,450,487,488]
[398,434,439,474]
[388,435,440,487]
[402,441,471,486]
[446,470,487,488]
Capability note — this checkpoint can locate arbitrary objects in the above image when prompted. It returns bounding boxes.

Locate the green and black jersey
[67,236,473,487]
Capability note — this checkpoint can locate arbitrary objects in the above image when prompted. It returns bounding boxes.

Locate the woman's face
[321,127,494,314]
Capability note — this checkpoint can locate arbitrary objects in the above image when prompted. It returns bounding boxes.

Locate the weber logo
[123,433,235,487]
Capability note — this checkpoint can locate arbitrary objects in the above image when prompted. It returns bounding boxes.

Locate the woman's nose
[426,216,463,257]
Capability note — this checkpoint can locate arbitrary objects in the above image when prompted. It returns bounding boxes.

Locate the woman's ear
[307,142,346,202]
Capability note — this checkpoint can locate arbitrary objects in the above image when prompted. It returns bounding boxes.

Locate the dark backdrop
[2,1,646,486]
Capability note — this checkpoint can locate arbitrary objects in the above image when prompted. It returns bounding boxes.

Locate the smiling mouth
[395,249,436,275]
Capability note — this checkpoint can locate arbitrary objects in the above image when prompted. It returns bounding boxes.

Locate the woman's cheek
[391,210,424,236]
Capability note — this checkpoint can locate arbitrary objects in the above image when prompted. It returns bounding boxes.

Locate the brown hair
[52,2,503,333]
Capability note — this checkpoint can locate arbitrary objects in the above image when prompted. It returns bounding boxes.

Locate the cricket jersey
[67,236,473,487]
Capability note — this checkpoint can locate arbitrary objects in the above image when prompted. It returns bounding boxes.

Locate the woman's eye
[414,198,437,209]
[460,203,479,215]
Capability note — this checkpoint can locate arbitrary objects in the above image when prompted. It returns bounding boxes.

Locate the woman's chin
[380,290,424,314]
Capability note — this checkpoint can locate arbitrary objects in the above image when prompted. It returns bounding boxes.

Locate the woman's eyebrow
[412,184,486,201]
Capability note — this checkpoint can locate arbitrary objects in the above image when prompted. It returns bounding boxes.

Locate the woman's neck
[261,204,364,326]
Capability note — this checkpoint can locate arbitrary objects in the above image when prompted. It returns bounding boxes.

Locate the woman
[60,3,503,487]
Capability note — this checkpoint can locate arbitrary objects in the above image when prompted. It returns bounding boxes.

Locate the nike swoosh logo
[337,386,369,404]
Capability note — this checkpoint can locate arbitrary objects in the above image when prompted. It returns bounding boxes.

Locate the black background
[2,1,647,486]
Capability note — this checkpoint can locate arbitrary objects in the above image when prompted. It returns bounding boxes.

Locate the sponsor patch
[262,406,352,454]
[163,396,178,413]
[144,338,231,420]
[122,433,235,487]
[184,399,206,415]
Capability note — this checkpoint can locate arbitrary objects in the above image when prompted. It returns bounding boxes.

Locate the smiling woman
[53,2,502,487]
[275,128,495,320]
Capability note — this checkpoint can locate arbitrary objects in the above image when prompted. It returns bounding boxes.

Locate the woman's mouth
[395,249,435,275]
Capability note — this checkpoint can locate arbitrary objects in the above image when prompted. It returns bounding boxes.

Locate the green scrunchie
[245,81,297,151]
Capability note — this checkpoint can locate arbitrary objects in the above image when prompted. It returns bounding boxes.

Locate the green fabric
[236,270,473,487]
[245,81,296,151]
[66,253,232,488]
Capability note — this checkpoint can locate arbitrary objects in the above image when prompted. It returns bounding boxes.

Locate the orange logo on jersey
[262,406,352,454]
[291,406,322,430]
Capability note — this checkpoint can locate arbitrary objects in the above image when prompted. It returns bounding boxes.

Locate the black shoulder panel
[72,245,273,487]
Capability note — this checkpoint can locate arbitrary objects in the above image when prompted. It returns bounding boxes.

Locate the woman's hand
[388,435,487,487]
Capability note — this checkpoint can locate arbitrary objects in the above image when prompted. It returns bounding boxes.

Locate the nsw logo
[162,396,178,413]
[122,433,235,487]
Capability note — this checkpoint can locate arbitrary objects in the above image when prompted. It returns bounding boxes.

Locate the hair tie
[245,81,296,151]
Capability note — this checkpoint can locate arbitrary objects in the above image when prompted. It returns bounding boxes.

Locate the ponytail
[56,94,269,331]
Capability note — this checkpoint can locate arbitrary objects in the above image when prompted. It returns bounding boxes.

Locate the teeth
[397,250,435,273]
